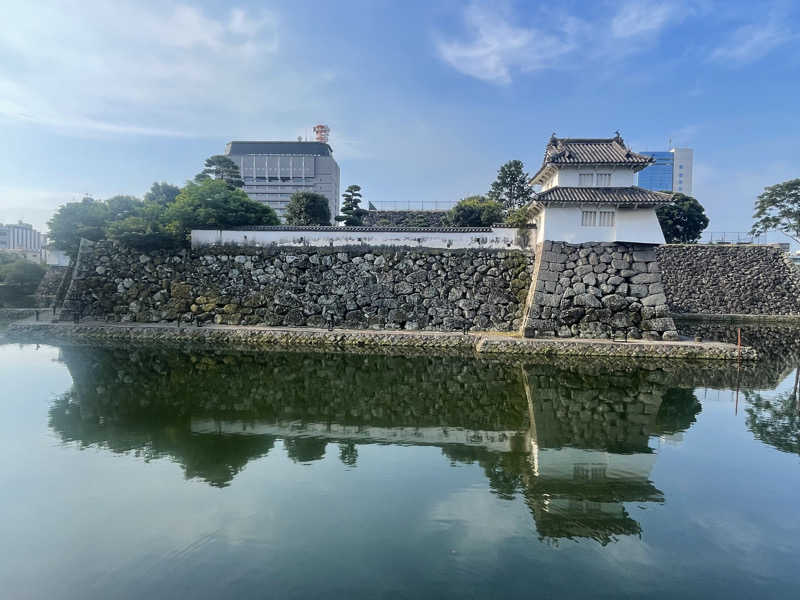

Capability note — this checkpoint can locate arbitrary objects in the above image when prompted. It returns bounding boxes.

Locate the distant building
[637,147,693,195]
[0,221,45,261]
[224,140,340,222]
[530,134,672,245]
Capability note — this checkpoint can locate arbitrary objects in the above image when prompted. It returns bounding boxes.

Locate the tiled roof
[532,134,654,182]
[192,225,496,233]
[535,186,673,206]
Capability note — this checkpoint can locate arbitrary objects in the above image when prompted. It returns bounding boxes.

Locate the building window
[579,173,593,187]
[581,210,597,227]
[596,173,611,186]
[679,164,684,169]
[598,211,615,227]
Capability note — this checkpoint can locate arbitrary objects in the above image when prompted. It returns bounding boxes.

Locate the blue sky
[0,0,798,239]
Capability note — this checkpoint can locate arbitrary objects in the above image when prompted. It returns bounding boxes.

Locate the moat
[2,335,799,598]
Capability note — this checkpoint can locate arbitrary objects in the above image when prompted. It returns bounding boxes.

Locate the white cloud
[435,5,576,84]
[0,2,327,138]
[611,1,683,38]
[709,17,794,65]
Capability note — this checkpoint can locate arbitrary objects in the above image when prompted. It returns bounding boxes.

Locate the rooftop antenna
[313,124,330,144]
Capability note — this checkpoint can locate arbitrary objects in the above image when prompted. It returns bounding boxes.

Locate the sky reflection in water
[1,341,799,599]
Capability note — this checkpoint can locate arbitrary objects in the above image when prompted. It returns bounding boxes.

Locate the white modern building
[0,221,45,261]
[224,141,340,222]
[530,134,673,245]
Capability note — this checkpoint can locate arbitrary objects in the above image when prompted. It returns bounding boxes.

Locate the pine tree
[335,184,368,226]
[195,155,244,189]
[487,160,534,211]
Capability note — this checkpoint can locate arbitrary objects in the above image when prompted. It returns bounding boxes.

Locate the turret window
[596,173,611,186]
[579,173,593,187]
[581,210,615,227]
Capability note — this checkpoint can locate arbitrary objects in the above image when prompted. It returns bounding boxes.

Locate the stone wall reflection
[51,346,703,542]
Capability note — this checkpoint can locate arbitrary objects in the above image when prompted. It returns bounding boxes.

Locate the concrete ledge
[5,321,756,361]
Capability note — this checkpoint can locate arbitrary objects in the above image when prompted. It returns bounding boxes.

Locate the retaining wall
[657,245,800,315]
[60,240,533,332]
[522,241,678,341]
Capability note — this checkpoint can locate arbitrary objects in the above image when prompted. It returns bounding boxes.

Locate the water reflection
[47,347,716,544]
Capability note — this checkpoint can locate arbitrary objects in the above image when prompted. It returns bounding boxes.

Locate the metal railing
[701,231,769,245]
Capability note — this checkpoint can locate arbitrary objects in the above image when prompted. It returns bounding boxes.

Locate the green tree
[503,205,534,228]
[449,196,504,227]
[284,191,331,226]
[195,155,244,189]
[47,197,111,255]
[105,195,143,222]
[0,259,45,291]
[144,182,181,206]
[656,193,710,243]
[750,178,800,243]
[487,160,534,211]
[335,185,368,226]
[164,179,279,242]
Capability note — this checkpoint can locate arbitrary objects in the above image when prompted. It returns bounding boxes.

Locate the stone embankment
[7,321,756,360]
[524,241,678,341]
[34,266,69,307]
[62,241,533,332]
[657,244,800,315]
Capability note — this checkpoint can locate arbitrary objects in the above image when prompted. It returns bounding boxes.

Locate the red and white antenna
[313,124,330,144]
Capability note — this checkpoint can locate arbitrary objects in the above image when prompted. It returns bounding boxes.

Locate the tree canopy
[487,160,534,211]
[448,196,504,227]
[144,182,181,206]
[0,258,45,291]
[48,179,277,251]
[47,197,111,255]
[165,179,279,242]
[750,178,800,243]
[284,191,331,226]
[656,193,710,243]
[335,185,368,226]
[195,155,244,189]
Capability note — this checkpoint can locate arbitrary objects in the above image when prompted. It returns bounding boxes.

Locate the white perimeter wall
[536,206,665,245]
[192,227,533,250]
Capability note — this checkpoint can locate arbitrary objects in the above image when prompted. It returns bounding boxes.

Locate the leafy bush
[448,196,504,227]
[285,192,331,226]
[0,259,45,291]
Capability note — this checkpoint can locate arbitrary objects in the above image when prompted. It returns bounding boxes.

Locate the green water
[1,341,799,598]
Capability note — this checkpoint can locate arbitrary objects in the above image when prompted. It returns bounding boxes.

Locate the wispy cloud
[709,15,794,65]
[435,1,699,84]
[0,2,325,138]
[435,4,576,84]
[611,1,684,38]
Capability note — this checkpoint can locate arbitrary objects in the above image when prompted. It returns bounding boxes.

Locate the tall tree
[449,196,504,227]
[195,155,244,189]
[144,182,181,206]
[164,179,279,242]
[750,178,800,243]
[487,160,534,211]
[656,193,710,243]
[335,185,368,226]
[47,197,111,255]
[284,192,331,226]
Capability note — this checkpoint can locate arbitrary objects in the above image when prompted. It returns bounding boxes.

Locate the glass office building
[637,151,674,192]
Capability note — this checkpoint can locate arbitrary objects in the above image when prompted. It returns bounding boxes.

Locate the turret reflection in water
[49,347,703,543]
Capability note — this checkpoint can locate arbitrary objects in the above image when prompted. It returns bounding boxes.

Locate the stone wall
[34,265,68,307]
[62,240,533,331]
[363,210,449,228]
[522,241,678,341]
[657,244,800,315]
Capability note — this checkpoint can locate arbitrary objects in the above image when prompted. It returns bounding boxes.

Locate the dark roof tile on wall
[535,186,673,206]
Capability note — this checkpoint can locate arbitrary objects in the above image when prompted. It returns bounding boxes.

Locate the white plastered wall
[536,206,665,245]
